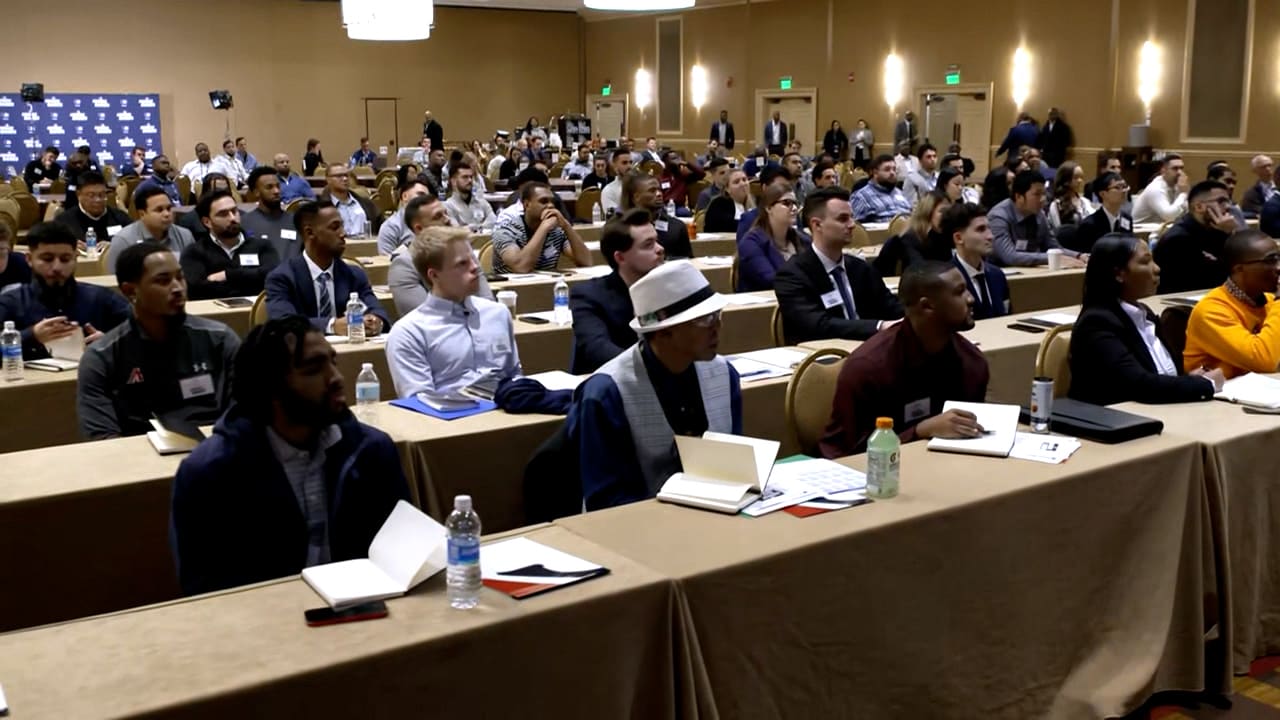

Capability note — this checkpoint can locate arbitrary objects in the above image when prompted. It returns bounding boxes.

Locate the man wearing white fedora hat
[566,259,743,510]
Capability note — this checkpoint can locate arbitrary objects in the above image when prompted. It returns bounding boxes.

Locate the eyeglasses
[1242,254,1280,266]
[81,192,107,200]
[690,310,722,327]
[1105,184,1130,193]
[775,199,799,210]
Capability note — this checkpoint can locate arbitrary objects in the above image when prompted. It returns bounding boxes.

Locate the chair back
[850,223,872,248]
[42,202,62,222]
[177,176,192,204]
[577,187,602,220]
[748,180,763,199]
[352,165,375,178]
[687,180,710,208]
[311,163,327,177]
[1033,324,1073,398]
[10,177,28,194]
[1159,305,1192,360]
[640,161,663,176]
[12,193,39,230]
[48,179,66,195]
[784,348,850,456]
[730,254,739,293]
[0,210,17,239]
[0,185,12,199]
[284,198,308,213]
[887,214,910,237]
[693,209,706,234]
[249,292,270,327]
[478,241,495,273]
[770,305,785,347]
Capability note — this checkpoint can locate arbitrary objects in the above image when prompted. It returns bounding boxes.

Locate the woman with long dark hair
[851,119,874,169]
[823,120,849,161]
[1068,233,1222,404]
[1047,161,1095,230]
[736,182,807,291]
[302,139,324,177]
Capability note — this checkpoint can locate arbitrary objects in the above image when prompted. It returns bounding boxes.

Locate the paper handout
[481,537,610,599]
[658,432,781,513]
[1215,373,1280,411]
[302,500,447,609]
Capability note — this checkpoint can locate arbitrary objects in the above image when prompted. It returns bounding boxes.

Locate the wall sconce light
[883,53,904,109]
[690,64,708,111]
[1138,41,1162,124]
[1011,46,1032,109]
[635,67,652,111]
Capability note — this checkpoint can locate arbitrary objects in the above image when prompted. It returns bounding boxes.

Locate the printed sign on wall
[0,92,163,178]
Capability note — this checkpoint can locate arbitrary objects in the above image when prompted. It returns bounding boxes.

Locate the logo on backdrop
[46,124,64,136]
[0,93,163,178]
[46,97,63,108]
[116,111,133,122]
[138,97,155,108]
[91,97,109,108]
[140,123,157,135]
[0,125,15,136]
[70,111,87,122]
[0,98,14,108]
[94,124,111,135]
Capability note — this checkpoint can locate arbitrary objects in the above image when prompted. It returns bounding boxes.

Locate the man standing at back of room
[1242,155,1275,216]
[423,110,444,150]
[241,167,301,260]
[764,111,788,157]
[710,109,735,151]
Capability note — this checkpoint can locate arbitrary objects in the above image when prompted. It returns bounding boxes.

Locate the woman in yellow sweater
[1183,229,1280,378]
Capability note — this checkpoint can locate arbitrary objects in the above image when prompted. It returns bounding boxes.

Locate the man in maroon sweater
[820,260,990,458]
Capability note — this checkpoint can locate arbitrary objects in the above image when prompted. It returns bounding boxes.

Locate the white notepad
[302,501,447,609]
[926,401,1021,458]
[658,432,780,513]
[1215,373,1280,410]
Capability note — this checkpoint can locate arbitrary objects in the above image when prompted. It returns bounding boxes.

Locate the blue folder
[390,396,498,420]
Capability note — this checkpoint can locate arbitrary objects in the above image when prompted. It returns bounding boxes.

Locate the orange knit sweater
[1183,285,1280,378]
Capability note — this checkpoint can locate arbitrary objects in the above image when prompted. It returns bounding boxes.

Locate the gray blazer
[106,221,196,274]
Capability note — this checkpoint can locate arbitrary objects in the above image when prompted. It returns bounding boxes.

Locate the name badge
[660,181,671,190]
[68,185,76,193]
[239,253,260,266]
[280,229,297,240]
[904,398,931,423]
[820,289,843,309]
[654,219,669,232]
[106,225,122,237]
[1118,217,1131,231]
[179,373,215,400]
[1015,239,1028,251]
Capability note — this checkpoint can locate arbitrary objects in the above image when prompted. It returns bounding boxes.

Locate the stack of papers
[1163,293,1206,307]
[325,334,388,345]
[1215,373,1280,411]
[1009,433,1082,464]
[926,401,1022,457]
[658,432,780,513]
[419,392,481,412]
[729,357,792,382]
[1026,312,1077,327]
[699,256,735,267]
[742,458,868,517]
[480,537,610,599]
[574,265,614,278]
[722,293,775,306]
[732,347,811,370]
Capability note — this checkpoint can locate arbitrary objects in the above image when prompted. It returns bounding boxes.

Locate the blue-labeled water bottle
[446,495,482,610]
[84,228,98,260]
[552,276,571,326]
[355,362,379,422]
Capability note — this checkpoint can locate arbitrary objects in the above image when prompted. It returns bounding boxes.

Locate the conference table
[0,525,695,720]
[0,428,1226,719]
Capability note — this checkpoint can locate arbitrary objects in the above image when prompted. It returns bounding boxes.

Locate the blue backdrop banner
[0,92,163,178]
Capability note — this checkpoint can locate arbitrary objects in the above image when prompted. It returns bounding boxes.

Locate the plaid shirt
[849,182,912,223]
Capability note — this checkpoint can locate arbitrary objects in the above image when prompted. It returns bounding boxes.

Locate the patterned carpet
[1125,658,1280,719]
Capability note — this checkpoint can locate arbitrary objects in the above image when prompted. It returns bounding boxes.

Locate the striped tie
[317,272,332,318]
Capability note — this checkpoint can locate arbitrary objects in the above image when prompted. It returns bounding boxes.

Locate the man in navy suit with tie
[775,187,903,345]
[709,109,735,151]
[943,202,1010,321]
[265,202,389,336]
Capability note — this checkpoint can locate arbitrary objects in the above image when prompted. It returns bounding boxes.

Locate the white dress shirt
[1120,300,1178,376]
[601,178,623,214]
[180,159,216,186]
[385,292,522,398]
[212,154,249,186]
[815,246,856,319]
[303,251,338,333]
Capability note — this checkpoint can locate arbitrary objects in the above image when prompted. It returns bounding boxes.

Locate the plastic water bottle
[1,321,22,382]
[552,276,571,325]
[355,362,379,421]
[84,228,98,259]
[665,199,677,217]
[591,202,602,224]
[446,494,482,610]
[866,417,900,499]
[346,292,365,344]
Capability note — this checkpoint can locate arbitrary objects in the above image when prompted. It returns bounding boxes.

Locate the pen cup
[1046,248,1065,271]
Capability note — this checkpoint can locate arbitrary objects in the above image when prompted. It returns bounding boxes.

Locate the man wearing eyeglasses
[1183,229,1280,379]
[51,170,132,247]
[1074,172,1133,253]
[317,163,379,238]
[1154,180,1238,294]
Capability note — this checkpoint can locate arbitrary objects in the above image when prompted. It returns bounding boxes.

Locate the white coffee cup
[497,290,518,317]
[1046,248,1065,271]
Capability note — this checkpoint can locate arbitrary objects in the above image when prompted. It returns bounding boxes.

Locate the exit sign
[945,72,961,85]
[780,76,792,90]
[602,84,612,96]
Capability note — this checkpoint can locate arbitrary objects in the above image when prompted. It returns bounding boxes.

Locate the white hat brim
[630,293,728,334]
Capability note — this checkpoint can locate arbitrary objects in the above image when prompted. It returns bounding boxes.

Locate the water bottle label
[355,383,379,403]
[1,345,20,360]
[348,312,363,325]
[448,537,480,565]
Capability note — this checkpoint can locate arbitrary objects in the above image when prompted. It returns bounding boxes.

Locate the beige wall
[584,0,1280,170]
[6,0,582,168]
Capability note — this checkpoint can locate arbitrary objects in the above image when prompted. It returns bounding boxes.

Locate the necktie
[974,272,991,308]
[1113,217,1122,232]
[830,265,857,319]
[317,271,333,318]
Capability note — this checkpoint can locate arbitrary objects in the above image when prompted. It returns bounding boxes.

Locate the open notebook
[657,432,780,513]
[302,501,447,609]
[926,401,1021,458]
[1215,373,1280,412]
[25,326,84,372]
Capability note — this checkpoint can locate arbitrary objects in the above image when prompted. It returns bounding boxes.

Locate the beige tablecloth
[0,526,695,720]
[1114,398,1280,674]
[493,259,732,314]
[556,434,1221,719]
